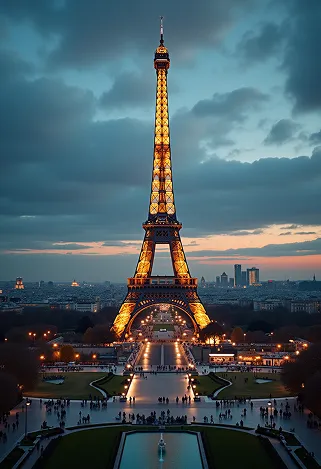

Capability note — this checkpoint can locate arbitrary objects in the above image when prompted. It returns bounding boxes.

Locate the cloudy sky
[1,0,321,283]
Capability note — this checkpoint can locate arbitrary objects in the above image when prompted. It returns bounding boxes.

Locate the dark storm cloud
[234,2,321,113]
[282,1,321,112]
[50,244,92,250]
[295,232,317,236]
[237,22,285,63]
[0,0,253,68]
[264,119,300,145]
[309,131,321,145]
[1,45,321,256]
[281,225,301,230]
[184,238,321,259]
[192,88,269,122]
[100,72,155,110]
[0,49,34,81]
[228,229,264,236]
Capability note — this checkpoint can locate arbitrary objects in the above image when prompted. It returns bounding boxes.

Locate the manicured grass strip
[93,374,128,397]
[295,447,321,469]
[199,426,287,469]
[0,447,24,469]
[152,323,175,331]
[33,426,128,469]
[25,372,108,399]
[216,372,291,399]
[195,374,226,396]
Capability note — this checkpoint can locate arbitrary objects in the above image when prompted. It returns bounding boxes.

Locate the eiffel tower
[112,18,210,338]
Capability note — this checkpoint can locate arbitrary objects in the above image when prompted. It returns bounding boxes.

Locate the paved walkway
[2,393,320,466]
[1,355,321,467]
[127,373,193,404]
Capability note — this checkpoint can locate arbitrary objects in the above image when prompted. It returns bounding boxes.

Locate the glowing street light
[25,401,31,437]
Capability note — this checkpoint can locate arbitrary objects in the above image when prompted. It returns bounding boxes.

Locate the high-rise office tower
[234,264,242,287]
[221,272,228,287]
[216,276,220,286]
[247,267,260,285]
[241,271,247,286]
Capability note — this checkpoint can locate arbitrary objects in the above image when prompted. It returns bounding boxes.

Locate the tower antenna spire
[160,16,164,45]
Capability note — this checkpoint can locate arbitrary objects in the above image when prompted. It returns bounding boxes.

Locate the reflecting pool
[119,432,203,469]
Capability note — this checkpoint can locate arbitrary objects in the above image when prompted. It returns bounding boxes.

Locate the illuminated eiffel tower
[112,18,210,338]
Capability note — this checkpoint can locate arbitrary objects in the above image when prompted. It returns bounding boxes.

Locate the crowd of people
[115,409,188,425]
[0,411,20,442]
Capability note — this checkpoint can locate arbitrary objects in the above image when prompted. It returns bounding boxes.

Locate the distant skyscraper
[221,272,228,287]
[15,277,24,290]
[216,276,220,286]
[229,278,234,287]
[234,264,242,287]
[200,276,206,287]
[241,271,247,286]
[39,280,45,288]
[247,267,260,285]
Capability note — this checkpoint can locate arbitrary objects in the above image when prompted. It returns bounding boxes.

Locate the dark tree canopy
[76,315,94,334]
[231,326,245,344]
[83,324,116,344]
[304,371,321,417]
[282,343,321,415]
[199,321,224,343]
[247,320,274,333]
[59,345,75,363]
[0,343,38,390]
[0,372,19,414]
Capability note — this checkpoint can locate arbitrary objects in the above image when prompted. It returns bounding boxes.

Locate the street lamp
[25,401,31,437]
[267,400,272,428]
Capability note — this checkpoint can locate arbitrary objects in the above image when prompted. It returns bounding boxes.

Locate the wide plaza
[1,341,321,468]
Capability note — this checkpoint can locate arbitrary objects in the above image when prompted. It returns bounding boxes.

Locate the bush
[0,447,24,469]
[257,436,288,469]
[32,436,63,469]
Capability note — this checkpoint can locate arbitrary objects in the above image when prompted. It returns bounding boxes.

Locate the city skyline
[1,2,321,282]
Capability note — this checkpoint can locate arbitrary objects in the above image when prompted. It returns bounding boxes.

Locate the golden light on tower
[111,17,210,338]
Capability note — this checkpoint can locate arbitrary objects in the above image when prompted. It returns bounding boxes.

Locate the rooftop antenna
[160,16,164,45]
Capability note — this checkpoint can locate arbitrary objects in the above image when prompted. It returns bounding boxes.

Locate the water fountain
[158,433,166,462]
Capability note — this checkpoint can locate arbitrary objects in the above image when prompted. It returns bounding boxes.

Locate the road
[136,342,189,368]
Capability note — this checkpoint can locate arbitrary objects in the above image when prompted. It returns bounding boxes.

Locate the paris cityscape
[1,2,321,469]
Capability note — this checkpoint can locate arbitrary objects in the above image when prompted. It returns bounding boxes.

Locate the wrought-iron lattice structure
[112,20,211,338]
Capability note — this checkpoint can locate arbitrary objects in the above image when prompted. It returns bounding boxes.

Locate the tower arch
[125,302,199,338]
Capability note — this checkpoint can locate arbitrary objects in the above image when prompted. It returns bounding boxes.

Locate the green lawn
[195,374,225,396]
[215,372,291,399]
[198,426,286,469]
[35,425,286,469]
[25,372,108,399]
[94,375,128,397]
[152,323,175,331]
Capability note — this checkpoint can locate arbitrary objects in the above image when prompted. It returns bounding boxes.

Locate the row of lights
[144,341,151,359]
